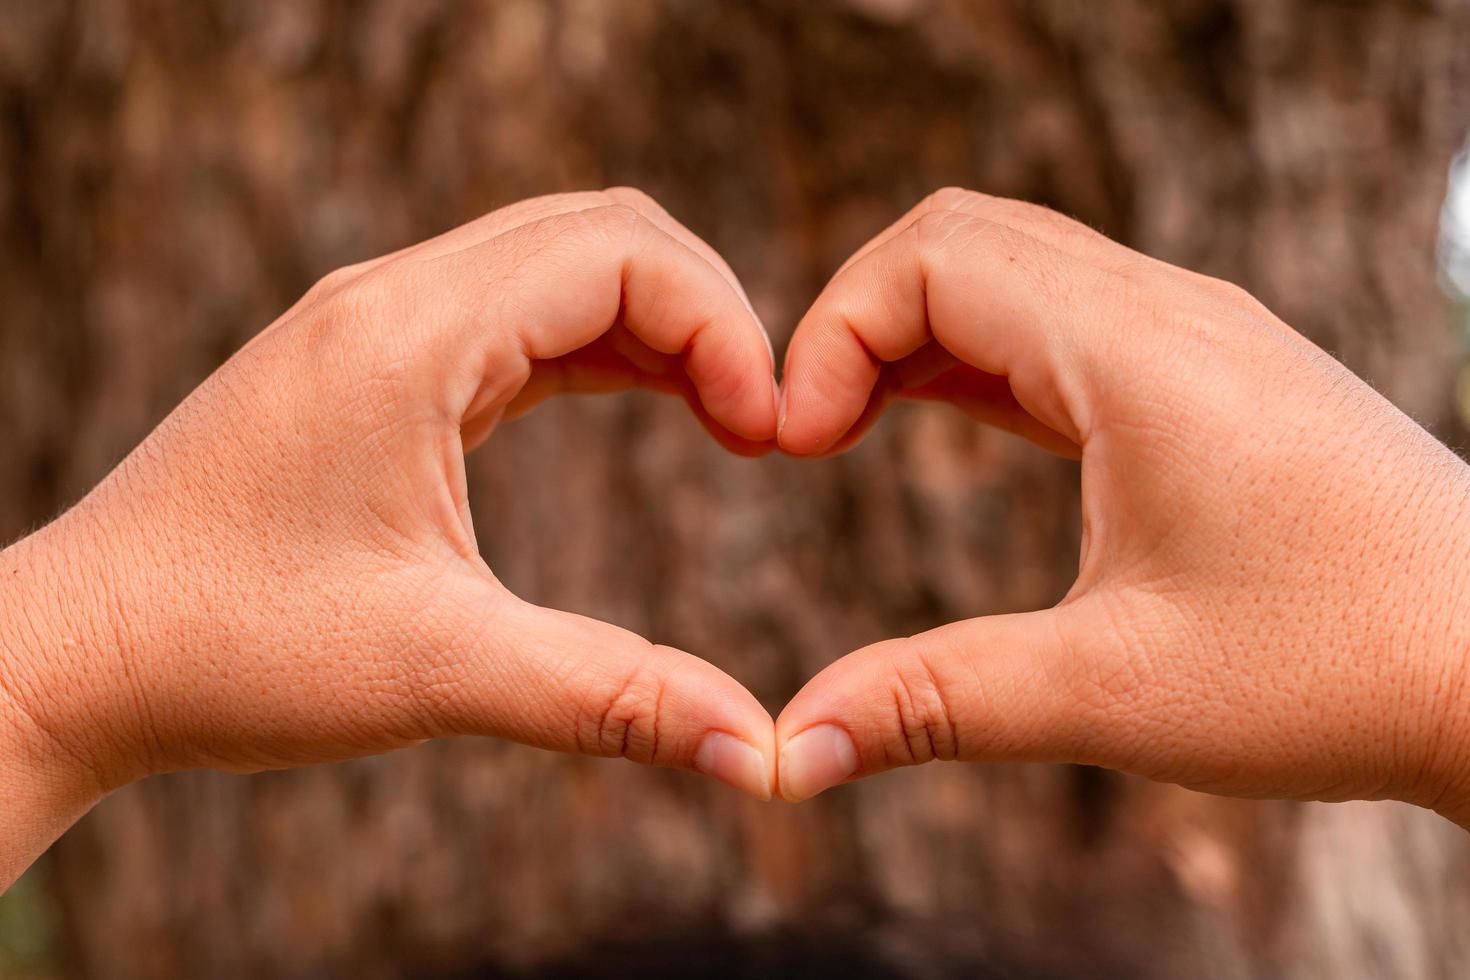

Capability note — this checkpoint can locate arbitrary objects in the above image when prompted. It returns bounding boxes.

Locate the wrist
[1398,463,1470,825]
[0,501,155,801]
[0,521,125,887]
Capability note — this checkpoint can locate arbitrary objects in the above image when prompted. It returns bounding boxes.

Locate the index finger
[778,208,1122,456]
[407,204,779,444]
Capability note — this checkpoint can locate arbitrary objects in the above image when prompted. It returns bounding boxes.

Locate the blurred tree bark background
[3,1,1470,977]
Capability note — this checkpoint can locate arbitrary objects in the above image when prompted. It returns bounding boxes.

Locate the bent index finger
[831,188,1136,290]
[422,204,779,443]
[603,188,766,333]
[779,209,1113,456]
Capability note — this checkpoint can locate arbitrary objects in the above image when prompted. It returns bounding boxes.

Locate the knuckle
[286,265,426,415]
[603,185,657,210]
[575,203,646,249]
[590,201,643,229]
[469,192,604,239]
[309,260,375,299]
[340,261,406,312]
[578,647,671,765]
[1192,272,1274,320]
[911,206,977,250]
[523,190,586,210]
[300,264,403,355]
[924,185,977,211]
[924,189,1106,256]
[886,649,960,766]
[912,208,1022,269]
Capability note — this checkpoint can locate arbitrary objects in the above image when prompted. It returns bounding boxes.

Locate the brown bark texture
[2,1,1470,977]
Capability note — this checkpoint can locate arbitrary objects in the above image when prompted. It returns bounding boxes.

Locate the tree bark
[3,1,1469,976]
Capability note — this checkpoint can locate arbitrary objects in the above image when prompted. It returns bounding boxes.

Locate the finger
[833,188,1134,283]
[496,353,774,458]
[404,189,759,307]
[463,348,683,451]
[774,609,1088,801]
[295,193,623,306]
[501,348,683,419]
[279,193,631,330]
[779,208,1117,456]
[424,590,775,799]
[494,330,685,423]
[801,342,961,457]
[802,347,1082,460]
[309,190,777,450]
[340,189,771,359]
[902,365,1082,458]
[396,192,625,266]
[408,204,779,444]
[603,187,772,365]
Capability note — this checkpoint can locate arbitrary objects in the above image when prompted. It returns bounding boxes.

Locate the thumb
[423,588,776,800]
[775,609,1093,801]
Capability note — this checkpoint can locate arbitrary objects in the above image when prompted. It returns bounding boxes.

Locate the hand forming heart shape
[9,187,1470,858]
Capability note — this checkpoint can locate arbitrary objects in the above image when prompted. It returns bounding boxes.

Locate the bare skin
[0,189,782,886]
[774,189,1470,822]
[3,187,1470,891]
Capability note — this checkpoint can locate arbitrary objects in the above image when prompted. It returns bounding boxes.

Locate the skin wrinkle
[913,646,959,763]
[889,683,918,768]
[0,540,115,797]
[650,659,665,767]
[70,511,166,784]
[884,646,935,766]
[590,648,660,762]
[100,561,164,779]
[0,610,82,781]
[363,570,469,743]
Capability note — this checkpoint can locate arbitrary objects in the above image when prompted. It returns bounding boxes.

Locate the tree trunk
[3,1,1470,976]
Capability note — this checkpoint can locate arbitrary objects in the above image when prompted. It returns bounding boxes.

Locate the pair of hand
[4,188,1470,886]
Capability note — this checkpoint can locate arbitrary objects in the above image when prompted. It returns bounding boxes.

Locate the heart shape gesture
[5,187,1470,885]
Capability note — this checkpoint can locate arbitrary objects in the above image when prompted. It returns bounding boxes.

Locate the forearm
[0,511,137,888]
[0,704,101,889]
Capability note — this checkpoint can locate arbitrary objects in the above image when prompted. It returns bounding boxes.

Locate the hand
[774,188,1470,822]
[0,189,782,884]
